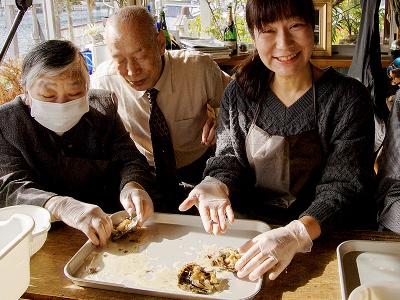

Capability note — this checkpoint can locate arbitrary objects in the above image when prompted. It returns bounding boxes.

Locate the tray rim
[336,239,400,300]
[64,212,270,300]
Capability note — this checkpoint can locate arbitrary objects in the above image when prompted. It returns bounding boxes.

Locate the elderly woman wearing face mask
[0,40,155,246]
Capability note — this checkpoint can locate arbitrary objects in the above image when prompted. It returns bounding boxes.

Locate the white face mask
[29,92,89,134]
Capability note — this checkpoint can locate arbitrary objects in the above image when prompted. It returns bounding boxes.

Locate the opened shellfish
[177,263,220,294]
[110,216,138,241]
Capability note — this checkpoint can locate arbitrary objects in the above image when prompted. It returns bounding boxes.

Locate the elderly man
[91,6,231,211]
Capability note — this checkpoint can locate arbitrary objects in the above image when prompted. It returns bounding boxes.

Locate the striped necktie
[147,88,179,188]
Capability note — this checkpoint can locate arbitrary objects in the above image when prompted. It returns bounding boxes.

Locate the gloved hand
[120,186,154,227]
[235,220,313,281]
[179,176,234,235]
[47,196,113,246]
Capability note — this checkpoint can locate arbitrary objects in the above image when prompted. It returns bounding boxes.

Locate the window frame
[313,0,332,57]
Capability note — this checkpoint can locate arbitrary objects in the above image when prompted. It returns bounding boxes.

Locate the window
[331,0,390,56]
[161,0,250,43]
[0,0,393,59]
[314,0,332,56]
[161,0,392,57]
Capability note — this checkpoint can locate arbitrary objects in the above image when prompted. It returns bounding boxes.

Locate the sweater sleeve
[0,98,57,208]
[300,75,376,233]
[88,90,155,192]
[204,81,256,197]
[376,89,400,234]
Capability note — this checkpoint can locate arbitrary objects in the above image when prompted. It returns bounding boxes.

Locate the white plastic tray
[337,240,400,300]
[64,212,270,300]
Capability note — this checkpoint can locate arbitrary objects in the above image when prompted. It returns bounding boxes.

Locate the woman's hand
[235,220,313,281]
[46,196,113,246]
[179,176,234,235]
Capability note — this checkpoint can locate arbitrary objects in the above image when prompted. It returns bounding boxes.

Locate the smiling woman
[182,0,377,284]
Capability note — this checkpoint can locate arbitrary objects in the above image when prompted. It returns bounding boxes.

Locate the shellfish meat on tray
[177,263,221,294]
[206,247,242,272]
[177,247,242,294]
[110,216,138,241]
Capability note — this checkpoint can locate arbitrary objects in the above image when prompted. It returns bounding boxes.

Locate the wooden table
[21,222,400,300]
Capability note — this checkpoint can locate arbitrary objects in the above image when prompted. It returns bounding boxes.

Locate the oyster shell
[177,263,220,294]
[110,217,138,241]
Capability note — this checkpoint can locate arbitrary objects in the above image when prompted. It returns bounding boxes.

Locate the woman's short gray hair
[20,40,90,90]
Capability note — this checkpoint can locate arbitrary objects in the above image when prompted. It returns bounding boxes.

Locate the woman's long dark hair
[235,0,315,101]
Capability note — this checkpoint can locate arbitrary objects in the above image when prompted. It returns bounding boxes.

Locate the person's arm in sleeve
[0,127,57,208]
[180,82,255,234]
[376,90,400,234]
[201,58,232,146]
[300,80,376,233]
[107,92,155,225]
[0,128,113,246]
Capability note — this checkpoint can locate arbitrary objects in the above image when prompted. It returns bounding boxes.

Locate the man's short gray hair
[106,5,159,47]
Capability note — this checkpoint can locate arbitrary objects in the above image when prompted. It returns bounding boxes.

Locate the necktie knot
[146,88,158,106]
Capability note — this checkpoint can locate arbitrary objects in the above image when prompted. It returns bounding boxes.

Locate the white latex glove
[235,220,313,281]
[119,186,154,227]
[179,176,234,235]
[47,196,113,246]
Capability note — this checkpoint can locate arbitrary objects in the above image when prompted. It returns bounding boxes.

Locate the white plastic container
[0,205,51,256]
[0,214,34,300]
[337,240,400,300]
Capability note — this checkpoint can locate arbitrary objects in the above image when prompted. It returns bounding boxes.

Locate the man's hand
[120,183,154,227]
[201,117,217,146]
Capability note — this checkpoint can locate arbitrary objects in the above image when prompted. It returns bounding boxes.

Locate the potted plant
[85,23,104,44]
[187,0,252,45]
[0,58,23,105]
[332,0,361,45]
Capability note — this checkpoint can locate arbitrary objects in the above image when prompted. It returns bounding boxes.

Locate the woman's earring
[252,48,257,61]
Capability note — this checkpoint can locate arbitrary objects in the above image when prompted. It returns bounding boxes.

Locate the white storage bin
[0,205,51,256]
[0,214,34,300]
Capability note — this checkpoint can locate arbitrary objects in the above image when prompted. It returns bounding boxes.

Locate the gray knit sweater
[0,89,154,213]
[205,67,377,233]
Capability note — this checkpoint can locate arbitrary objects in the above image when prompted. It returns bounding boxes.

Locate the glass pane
[332,0,386,46]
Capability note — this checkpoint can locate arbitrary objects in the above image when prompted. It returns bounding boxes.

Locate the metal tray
[337,240,400,300]
[64,212,270,300]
